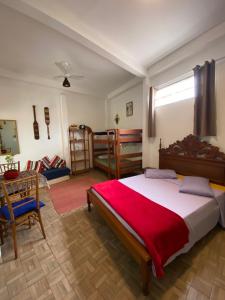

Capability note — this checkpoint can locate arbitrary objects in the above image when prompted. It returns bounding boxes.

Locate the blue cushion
[0,197,45,220]
[42,167,70,180]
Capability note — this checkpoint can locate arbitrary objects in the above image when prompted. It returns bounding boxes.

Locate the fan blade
[55,61,70,74]
[69,74,84,80]
[53,75,64,79]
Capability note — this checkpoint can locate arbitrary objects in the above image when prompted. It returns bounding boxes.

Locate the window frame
[154,75,195,108]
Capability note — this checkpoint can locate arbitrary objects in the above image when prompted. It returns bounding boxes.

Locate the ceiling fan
[54,61,84,87]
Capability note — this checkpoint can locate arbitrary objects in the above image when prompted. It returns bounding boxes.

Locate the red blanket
[92,180,189,277]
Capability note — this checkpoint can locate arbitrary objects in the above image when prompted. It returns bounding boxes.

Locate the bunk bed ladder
[83,129,86,170]
[107,129,113,178]
[107,130,110,178]
[115,129,120,179]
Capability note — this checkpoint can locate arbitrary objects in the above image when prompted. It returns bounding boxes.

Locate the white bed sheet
[91,174,225,266]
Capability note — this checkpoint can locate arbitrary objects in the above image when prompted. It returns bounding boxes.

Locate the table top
[0,170,47,198]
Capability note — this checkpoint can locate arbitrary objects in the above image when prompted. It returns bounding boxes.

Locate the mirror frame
[0,119,20,156]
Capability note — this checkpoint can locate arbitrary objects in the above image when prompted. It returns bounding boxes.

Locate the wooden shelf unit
[69,125,92,175]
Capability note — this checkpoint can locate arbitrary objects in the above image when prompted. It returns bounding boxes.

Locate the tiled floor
[1,172,225,299]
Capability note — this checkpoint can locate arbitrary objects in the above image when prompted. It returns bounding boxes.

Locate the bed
[92,129,142,178]
[87,134,225,295]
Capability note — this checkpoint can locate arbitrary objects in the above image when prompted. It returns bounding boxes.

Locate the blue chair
[0,174,45,258]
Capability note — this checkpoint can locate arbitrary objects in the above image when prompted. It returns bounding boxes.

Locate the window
[154,76,194,107]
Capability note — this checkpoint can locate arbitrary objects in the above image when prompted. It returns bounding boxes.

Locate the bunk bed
[92,129,142,178]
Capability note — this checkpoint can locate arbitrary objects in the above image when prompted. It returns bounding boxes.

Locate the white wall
[0,77,105,169]
[144,33,225,167]
[106,82,143,129]
[146,99,195,167]
[64,92,105,167]
[0,77,64,169]
[66,93,105,131]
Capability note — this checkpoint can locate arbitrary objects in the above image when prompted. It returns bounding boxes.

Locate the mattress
[94,157,117,170]
[91,174,225,266]
[93,134,115,140]
[94,157,137,170]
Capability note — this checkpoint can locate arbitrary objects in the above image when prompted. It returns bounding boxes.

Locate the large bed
[87,135,225,295]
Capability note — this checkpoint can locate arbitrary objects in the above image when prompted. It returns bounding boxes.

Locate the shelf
[69,125,92,175]
[70,139,84,142]
[71,159,90,163]
[71,150,89,153]
[70,139,89,143]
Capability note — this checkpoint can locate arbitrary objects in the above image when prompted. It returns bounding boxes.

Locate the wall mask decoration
[44,107,51,139]
[32,105,40,140]
[114,114,120,125]
[126,101,133,117]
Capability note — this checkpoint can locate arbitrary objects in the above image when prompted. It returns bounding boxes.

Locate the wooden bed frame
[87,134,225,295]
[159,135,225,185]
[92,129,142,179]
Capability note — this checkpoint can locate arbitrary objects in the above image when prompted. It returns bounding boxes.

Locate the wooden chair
[0,161,20,175]
[0,174,46,258]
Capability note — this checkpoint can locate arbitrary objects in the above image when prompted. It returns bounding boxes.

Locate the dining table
[0,170,48,205]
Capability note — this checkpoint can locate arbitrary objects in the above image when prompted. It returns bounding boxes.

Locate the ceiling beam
[148,21,225,78]
[1,0,147,77]
[107,77,143,99]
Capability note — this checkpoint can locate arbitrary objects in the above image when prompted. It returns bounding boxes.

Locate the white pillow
[179,176,214,198]
[145,168,177,179]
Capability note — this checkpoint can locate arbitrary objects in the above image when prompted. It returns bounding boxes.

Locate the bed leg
[140,260,150,296]
[87,191,91,212]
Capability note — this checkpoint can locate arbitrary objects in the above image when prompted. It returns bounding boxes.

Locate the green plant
[5,154,14,164]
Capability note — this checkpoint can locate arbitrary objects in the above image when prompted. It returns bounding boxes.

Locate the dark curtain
[193,60,216,136]
[148,86,156,137]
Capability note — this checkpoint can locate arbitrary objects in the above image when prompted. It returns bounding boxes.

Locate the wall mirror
[0,120,20,155]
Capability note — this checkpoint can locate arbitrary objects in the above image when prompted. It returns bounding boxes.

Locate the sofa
[26,156,70,185]
[43,167,70,182]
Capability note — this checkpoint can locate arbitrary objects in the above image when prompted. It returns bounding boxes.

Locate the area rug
[49,174,106,214]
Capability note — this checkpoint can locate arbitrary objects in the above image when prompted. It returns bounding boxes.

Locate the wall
[0,77,105,169]
[63,92,105,167]
[144,33,225,167]
[146,99,195,167]
[66,93,105,131]
[0,77,64,169]
[106,82,143,129]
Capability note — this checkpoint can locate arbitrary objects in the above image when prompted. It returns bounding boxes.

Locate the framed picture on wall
[126,101,133,117]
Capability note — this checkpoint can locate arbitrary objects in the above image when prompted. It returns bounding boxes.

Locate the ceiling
[1,0,225,96]
[0,3,134,97]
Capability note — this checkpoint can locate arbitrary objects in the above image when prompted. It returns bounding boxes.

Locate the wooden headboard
[159,134,225,185]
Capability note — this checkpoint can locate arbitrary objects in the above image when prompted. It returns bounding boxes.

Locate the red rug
[49,175,105,214]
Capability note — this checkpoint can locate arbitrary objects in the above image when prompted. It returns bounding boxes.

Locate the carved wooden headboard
[159,134,225,185]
